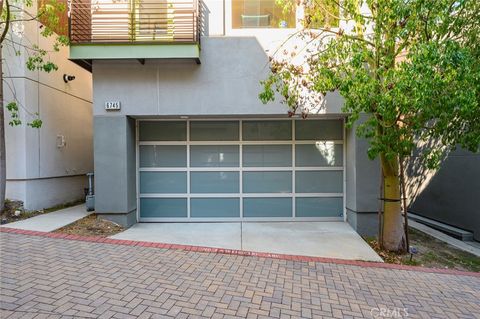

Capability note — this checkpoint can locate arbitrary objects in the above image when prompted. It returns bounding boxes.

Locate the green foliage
[27,118,43,128]
[38,0,68,38]
[6,102,21,126]
[274,0,339,28]
[304,0,339,29]
[25,45,58,72]
[4,102,43,128]
[261,0,480,170]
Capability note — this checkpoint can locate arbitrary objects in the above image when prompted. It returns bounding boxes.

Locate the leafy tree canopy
[261,0,480,171]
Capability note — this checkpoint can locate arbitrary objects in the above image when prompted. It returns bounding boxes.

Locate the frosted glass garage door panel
[191,198,240,218]
[140,172,187,193]
[296,197,343,217]
[190,145,239,167]
[243,198,292,217]
[295,120,343,140]
[139,145,187,167]
[190,172,239,193]
[140,198,187,218]
[295,171,343,193]
[243,145,292,167]
[295,143,343,167]
[243,172,292,193]
[190,121,239,141]
[139,121,186,141]
[242,121,292,140]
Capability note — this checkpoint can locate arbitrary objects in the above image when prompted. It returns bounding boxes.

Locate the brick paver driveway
[1,232,479,319]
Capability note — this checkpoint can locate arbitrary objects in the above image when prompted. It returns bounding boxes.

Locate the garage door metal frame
[136,118,346,222]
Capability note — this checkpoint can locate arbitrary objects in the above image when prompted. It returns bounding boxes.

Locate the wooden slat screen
[69,0,199,44]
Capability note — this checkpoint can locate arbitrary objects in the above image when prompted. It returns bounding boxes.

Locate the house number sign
[105,101,121,111]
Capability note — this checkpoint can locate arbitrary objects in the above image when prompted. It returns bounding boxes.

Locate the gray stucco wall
[345,116,381,237]
[92,37,343,117]
[94,116,137,227]
[408,149,480,241]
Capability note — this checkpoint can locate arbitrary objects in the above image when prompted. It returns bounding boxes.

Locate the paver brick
[1,232,479,319]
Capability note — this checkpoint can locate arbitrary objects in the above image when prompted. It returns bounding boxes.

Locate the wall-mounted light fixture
[63,74,76,83]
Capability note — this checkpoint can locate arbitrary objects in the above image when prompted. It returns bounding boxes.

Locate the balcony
[69,0,201,69]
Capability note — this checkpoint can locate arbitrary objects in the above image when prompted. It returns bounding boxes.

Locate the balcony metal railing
[69,0,199,44]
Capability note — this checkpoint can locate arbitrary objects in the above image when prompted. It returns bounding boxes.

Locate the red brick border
[1,226,479,277]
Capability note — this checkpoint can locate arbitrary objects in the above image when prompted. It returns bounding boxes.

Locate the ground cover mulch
[366,228,480,272]
[54,214,124,237]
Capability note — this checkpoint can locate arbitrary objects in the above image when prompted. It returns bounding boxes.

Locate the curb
[1,226,479,278]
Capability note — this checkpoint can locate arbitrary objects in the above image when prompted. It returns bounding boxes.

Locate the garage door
[137,119,344,221]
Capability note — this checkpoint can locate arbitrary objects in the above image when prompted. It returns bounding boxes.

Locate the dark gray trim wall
[346,210,378,238]
[94,116,137,227]
[346,119,480,241]
[345,115,381,237]
[408,149,480,241]
[126,117,137,215]
[99,210,137,228]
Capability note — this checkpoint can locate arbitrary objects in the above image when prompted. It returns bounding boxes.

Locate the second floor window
[232,0,296,29]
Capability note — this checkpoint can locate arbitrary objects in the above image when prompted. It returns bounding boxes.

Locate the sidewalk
[0,204,90,232]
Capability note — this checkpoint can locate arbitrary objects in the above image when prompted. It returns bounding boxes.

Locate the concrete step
[408,212,474,241]
[408,220,480,257]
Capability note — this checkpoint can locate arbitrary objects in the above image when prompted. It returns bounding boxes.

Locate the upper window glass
[295,120,343,140]
[139,121,187,141]
[243,120,292,140]
[232,0,296,29]
[190,121,239,141]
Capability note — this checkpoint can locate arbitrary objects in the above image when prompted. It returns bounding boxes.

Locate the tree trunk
[380,156,405,252]
[0,48,6,213]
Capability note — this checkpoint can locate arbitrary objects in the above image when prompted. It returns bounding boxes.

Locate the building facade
[3,1,93,210]
[67,0,382,232]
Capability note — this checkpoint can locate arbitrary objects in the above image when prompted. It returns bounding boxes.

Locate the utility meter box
[86,173,95,212]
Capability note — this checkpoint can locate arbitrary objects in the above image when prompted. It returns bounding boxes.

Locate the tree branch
[328,0,374,21]
[0,14,43,25]
[3,37,58,53]
[0,0,10,45]
[318,27,375,47]
[2,78,38,118]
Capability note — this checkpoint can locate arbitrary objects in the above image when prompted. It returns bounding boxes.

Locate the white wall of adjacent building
[2,3,93,210]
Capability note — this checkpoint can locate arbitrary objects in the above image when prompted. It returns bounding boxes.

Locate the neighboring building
[2,2,93,210]
[407,149,480,241]
[66,0,478,242]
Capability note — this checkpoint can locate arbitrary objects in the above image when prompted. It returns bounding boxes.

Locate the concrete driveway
[110,221,382,262]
